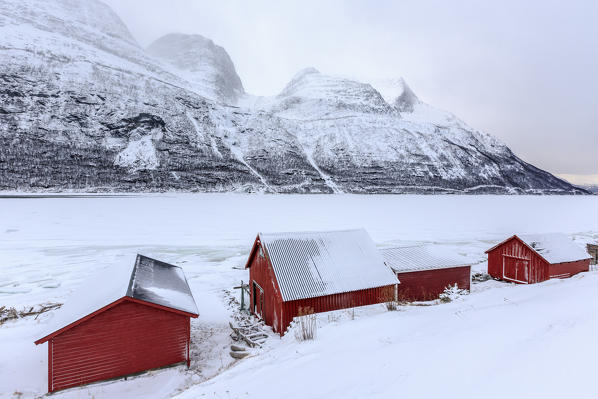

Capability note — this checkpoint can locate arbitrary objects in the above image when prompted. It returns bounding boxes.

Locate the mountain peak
[0,0,138,46]
[278,67,321,95]
[146,33,244,102]
[294,67,320,78]
[275,69,392,117]
[366,77,419,110]
[394,78,419,112]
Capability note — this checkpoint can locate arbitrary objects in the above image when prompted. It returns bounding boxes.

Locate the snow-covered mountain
[0,0,586,194]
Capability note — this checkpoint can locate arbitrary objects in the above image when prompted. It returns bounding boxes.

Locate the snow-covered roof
[127,255,199,316]
[517,234,591,264]
[381,245,470,273]
[36,254,197,343]
[258,229,399,302]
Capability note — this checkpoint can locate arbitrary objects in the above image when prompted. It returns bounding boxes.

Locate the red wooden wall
[247,239,396,335]
[488,237,591,284]
[48,300,190,392]
[279,285,396,335]
[395,266,471,302]
[549,259,590,279]
[487,237,549,284]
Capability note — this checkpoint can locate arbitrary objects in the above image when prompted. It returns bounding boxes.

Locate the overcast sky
[104,0,598,183]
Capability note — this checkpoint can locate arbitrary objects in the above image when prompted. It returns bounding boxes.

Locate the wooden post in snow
[233,281,250,311]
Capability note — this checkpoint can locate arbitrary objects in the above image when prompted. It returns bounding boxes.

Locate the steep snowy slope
[0,0,586,194]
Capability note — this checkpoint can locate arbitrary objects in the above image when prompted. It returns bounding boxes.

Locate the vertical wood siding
[487,238,549,284]
[279,285,396,335]
[248,241,284,333]
[396,266,471,302]
[549,259,590,279]
[49,300,189,392]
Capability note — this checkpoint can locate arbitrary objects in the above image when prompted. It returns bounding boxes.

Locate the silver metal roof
[259,229,399,302]
[381,245,470,273]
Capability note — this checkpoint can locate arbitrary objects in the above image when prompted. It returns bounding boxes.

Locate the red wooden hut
[486,233,591,284]
[245,229,399,335]
[35,254,199,393]
[381,245,471,301]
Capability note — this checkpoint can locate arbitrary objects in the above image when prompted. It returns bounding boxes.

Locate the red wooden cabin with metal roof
[381,245,471,301]
[485,234,591,284]
[245,229,399,335]
[35,255,199,393]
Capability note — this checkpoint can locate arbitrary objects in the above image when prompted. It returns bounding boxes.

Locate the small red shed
[35,254,199,393]
[381,245,471,301]
[245,229,399,335]
[486,233,591,284]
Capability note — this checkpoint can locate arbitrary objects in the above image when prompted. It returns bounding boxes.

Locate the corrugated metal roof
[518,233,591,264]
[37,254,197,342]
[381,245,470,273]
[259,229,399,302]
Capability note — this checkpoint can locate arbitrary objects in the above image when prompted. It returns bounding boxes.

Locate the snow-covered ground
[1,194,597,398]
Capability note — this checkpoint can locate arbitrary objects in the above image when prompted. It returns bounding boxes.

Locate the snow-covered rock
[0,0,587,194]
[115,134,160,171]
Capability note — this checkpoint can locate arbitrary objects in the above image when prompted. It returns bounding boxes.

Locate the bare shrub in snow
[294,306,317,341]
[327,312,340,323]
[439,284,469,303]
[378,287,398,311]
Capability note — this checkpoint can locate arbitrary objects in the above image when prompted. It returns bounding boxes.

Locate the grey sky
[104,0,598,181]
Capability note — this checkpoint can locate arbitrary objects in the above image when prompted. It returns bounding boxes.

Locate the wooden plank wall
[50,300,189,392]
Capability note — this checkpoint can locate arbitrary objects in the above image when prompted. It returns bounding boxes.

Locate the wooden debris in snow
[0,302,62,325]
[229,321,267,348]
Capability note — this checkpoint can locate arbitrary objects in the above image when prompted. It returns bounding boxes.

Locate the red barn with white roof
[381,245,471,301]
[34,255,199,393]
[486,234,591,284]
[245,229,399,335]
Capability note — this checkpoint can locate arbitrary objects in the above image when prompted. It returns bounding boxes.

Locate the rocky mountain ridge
[0,0,587,194]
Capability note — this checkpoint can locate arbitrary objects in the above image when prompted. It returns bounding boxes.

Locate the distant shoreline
[0,191,593,198]
[0,194,139,199]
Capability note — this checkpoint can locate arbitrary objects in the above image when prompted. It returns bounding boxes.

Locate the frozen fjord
[1,194,598,398]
